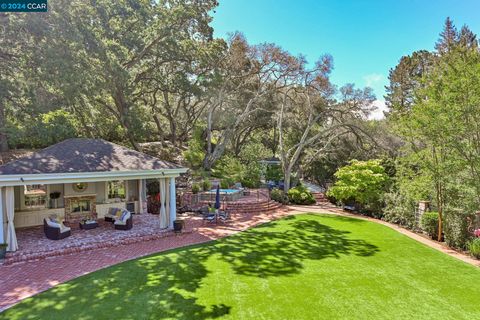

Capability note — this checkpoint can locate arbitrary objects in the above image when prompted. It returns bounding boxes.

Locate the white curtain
[138,179,147,214]
[6,186,18,251]
[159,178,167,228]
[0,187,3,246]
[142,179,147,214]
[169,177,176,229]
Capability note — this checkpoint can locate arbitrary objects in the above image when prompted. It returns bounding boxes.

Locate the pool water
[208,189,241,194]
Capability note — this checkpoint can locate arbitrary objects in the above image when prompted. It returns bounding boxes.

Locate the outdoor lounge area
[5,213,180,265]
[0,138,188,258]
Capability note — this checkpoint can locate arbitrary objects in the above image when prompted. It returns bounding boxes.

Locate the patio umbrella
[215,185,221,209]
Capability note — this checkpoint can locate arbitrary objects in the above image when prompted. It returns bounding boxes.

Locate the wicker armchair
[44,218,71,240]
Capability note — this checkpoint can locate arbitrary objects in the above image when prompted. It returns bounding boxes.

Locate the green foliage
[146,179,159,196]
[420,212,439,239]
[191,184,200,194]
[240,164,262,188]
[202,180,212,192]
[444,209,475,249]
[238,140,270,165]
[270,188,288,204]
[265,165,283,182]
[468,238,480,259]
[327,159,390,213]
[287,185,316,205]
[9,110,79,149]
[183,127,206,169]
[382,191,417,229]
[212,156,244,181]
[212,155,261,188]
[220,179,230,189]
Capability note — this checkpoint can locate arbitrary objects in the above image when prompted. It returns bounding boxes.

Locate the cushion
[114,219,126,225]
[60,225,71,233]
[45,218,61,229]
[120,210,129,221]
[115,208,123,218]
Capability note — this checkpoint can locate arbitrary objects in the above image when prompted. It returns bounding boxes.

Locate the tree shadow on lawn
[1,214,379,320]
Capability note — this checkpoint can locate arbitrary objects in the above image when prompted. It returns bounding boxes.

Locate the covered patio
[6,214,186,265]
[0,138,188,256]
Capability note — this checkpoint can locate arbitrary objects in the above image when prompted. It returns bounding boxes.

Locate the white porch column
[159,178,167,228]
[5,186,17,251]
[165,179,170,226]
[0,187,3,245]
[169,177,176,229]
[138,179,147,214]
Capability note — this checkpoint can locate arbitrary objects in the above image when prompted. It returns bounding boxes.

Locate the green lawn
[3,213,480,320]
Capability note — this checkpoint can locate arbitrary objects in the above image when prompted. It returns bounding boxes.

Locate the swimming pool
[200,188,243,201]
[207,189,240,194]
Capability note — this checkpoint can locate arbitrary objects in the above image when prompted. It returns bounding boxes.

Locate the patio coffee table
[79,221,99,230]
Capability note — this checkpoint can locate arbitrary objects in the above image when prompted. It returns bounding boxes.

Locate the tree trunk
[0,102,9,152]
[436,183,444,242]
[283,169,291,193]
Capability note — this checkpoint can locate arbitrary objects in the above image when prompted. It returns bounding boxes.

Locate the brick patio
[5,214,175,265]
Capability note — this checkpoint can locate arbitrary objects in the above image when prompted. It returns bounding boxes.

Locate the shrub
[287,185,316,205]
[468,238,480,259]
[220,179,230,189]
[265,165,283,182]
[240,163,262,188]
[327,159,389,214]
[191,184,200,194]
[212,156,261,188]
[444,209,475,249]
[202,179,212,191]
[420,211,439,239]
[382,192,417,229]
[270,188,288,204]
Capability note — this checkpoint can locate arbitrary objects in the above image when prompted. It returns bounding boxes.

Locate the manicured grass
[3,213,480,319]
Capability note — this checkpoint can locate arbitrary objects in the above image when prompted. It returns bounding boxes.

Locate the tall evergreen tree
[435,17,458,54]
[458,25,478,49]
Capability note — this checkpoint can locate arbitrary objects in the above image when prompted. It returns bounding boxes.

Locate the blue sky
[211,0,480,116]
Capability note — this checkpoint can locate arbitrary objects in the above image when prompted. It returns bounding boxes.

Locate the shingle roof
[0,138,184,175]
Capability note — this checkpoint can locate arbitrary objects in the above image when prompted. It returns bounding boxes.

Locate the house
[0,138,188,252]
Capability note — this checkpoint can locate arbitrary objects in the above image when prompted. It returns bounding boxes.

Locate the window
[107,180,126,200]
[24,185,47,209]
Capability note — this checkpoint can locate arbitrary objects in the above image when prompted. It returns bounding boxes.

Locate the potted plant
[191,184,200,194]
[50,191,61,208]
[173,219,184,233]
[0,243,7,259]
